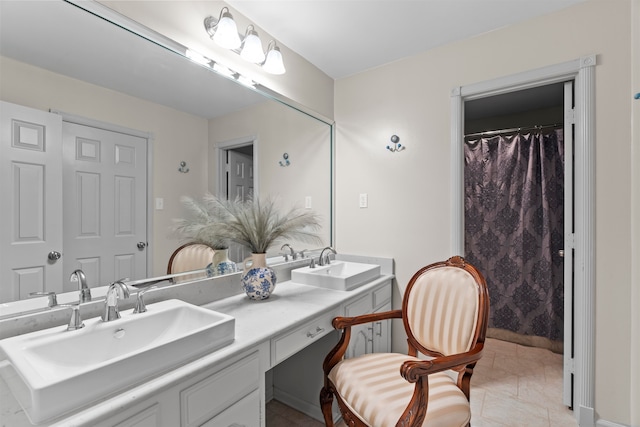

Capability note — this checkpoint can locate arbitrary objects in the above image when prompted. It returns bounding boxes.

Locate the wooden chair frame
[166,242,214,275]
[320,256,489,427]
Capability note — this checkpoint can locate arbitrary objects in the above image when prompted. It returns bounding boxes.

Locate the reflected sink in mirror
[0,299,234,424]
[291,261,381,291]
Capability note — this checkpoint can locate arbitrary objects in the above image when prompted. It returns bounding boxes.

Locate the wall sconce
[178,161,190,173]
[204,8,286,75]
[386,135,405,152]
[279,153,290,167]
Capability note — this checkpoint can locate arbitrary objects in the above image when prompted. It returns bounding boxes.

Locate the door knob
[137,242,147,250]
[558,249,565,258]
[48,251,62,261]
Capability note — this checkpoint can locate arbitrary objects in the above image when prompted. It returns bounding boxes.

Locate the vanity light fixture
[237,75,256,88]
[205,7,241,49]
[240,25,265,64]
[185,49,255,88]
[185,49,211,66]
[262,41,286,75]
[204,8,286,74]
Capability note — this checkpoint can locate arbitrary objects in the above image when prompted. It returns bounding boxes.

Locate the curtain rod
[464,123,563,138]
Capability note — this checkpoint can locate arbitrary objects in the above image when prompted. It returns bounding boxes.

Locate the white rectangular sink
[291,260,381,291]
[0,299,234,424]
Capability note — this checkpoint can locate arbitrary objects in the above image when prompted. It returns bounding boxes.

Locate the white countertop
[0,271,393,427]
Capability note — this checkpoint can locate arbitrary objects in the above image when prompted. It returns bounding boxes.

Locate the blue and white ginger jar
[241,253,276,300]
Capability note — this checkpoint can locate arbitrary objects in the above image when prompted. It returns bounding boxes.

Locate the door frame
[53,110,154,275]
[211,135,259,199]
[450,55,596,426]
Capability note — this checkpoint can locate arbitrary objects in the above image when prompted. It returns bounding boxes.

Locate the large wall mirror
[0,0,333,308]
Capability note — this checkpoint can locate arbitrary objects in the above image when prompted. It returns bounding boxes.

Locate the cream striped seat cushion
[329,353,470,427]
[169,244,215,283]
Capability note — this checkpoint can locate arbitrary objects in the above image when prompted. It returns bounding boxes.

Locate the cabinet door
[200,389,260,427]
[344,295,373,359]
[373,302,392,354]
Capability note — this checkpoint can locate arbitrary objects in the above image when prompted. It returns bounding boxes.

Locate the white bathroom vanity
[0,255,393,426]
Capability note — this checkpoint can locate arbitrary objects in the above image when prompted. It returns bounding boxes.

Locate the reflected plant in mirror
[174,193,323,299]
[173,195,237,277]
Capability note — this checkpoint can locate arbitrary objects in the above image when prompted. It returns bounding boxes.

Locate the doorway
[463,82,572,406]
[463,82,566,351]
[213,137,256,262]
[450,55,596,424]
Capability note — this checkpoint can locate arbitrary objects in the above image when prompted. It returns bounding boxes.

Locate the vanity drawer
[272,309,340,365]
[373,284,392,308]
[180,352,260,427]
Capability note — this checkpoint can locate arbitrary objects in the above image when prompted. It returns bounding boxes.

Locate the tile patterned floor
[267,338,578,427]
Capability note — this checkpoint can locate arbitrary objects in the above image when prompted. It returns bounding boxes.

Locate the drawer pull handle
[307,326,325,338]
[376,322,383,337]
[228,424,245,427]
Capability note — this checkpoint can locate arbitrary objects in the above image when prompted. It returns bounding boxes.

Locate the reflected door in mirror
[62,122,148,291]
[0,101,64,303]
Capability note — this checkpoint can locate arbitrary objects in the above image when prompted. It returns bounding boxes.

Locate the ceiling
[227,0,586,79]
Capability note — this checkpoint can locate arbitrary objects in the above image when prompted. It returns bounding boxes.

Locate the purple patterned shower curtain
[464,129,565,342]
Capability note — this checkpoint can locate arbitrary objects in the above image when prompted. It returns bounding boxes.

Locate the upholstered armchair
[320,256,489,427]
[166,243,215,282]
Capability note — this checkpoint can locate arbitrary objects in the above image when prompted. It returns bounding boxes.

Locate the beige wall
[0,56,210,277]
[334,0,633,424]
[99,1,334,120]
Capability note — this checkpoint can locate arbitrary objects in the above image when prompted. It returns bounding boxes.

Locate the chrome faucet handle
[133,286,157,314]
[70,269,91,303]
[102,280,131,322]
[29,291,58,308]
[298,249,307,259]
[60,304,84,331]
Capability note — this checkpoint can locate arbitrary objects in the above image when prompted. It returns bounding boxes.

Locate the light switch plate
[359,193,368,208]
[155,198,164,210]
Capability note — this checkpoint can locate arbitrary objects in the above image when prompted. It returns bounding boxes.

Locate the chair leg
[320,386,335,426]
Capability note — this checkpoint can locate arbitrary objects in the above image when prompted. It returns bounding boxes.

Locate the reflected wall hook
[178,161,189,173]
[386,135,405,152]
[279,153,290,167]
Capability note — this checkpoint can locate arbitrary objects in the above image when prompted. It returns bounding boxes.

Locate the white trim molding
[451,55,597,427]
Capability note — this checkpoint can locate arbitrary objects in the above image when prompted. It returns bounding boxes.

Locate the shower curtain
[464,129,564,344]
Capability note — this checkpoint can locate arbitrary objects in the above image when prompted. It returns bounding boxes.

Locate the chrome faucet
[102,280,130,322]
[319,246,337,266]
[133,285,156,314]
[70,269,91,303]
[281,243,296,261]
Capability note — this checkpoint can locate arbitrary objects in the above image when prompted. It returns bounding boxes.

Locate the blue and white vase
[241,253,277,300]
[206,249,237,277]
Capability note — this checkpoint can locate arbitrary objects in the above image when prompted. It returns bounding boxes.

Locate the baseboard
[596,419,630,427]
[273,386,342,423]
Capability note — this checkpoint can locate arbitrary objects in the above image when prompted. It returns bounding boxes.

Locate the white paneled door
[62,122,148,291]
[227,149,253,201]
[0,101,64,303]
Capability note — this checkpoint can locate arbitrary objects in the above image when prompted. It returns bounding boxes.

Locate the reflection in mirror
[0,0,333,312]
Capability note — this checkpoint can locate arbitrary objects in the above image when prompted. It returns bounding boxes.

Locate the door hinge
[565,357,575,374]
[565,108,575,125]
[566,233,575,249]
